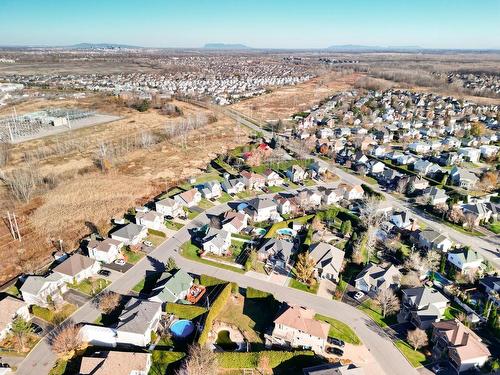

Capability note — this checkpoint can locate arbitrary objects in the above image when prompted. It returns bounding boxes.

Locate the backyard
[180,241,245,273]
[122,247,146,264]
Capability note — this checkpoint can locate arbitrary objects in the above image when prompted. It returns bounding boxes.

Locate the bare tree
[401,270,422,288]
[0,140,11,167]
[464,213,477,232]
[295,252,316,285]
[359,197,384,264]
[423,250,441,273]
[49,322,83,358]
[139,131,155,149]
[375,289,400,318]
[407,328,428,351]
[176,344,218,375]
[1,167,40,202]
[97,291,122,314]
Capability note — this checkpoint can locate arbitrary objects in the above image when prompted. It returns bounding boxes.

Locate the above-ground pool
[277,228,295,236]
[170,319,195,338]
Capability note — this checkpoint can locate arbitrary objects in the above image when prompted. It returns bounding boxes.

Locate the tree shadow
[272,353,327,374]
[243,296,280,333]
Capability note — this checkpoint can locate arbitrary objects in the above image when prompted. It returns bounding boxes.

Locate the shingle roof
[53,254,96,277]
[116,298,161,334]
[274,305,329,340]
[79,351,151,374]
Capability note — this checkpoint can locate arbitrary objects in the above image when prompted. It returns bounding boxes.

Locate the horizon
[1,0,499,49]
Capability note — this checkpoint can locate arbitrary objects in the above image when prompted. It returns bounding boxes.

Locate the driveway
[62,289,91,307]
[317,278,336,299]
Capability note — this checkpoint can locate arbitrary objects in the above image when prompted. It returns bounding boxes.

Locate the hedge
[165,303,207,320]
[217,350,315,369]
[148,228,166,237]
[198,283,232,345]
[200,274,225,287]
[246,287,272,299]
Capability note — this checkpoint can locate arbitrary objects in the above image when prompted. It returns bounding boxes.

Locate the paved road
[221,106,500,269]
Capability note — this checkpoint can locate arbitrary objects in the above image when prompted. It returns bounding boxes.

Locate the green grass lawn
[267,185,285,193]
[303,179,316,187]
[165,220,184,231]
[357,300,397,328]
[165,303,207,320]
[265,214,314,238]
[289,278,319,294]
[285,179,299,189]
[31,303,77,324]
[4,284,21,298]
[146,233,166,247]
[218,192,234,203]
[236,190,255,199]
[68,278,110,296]
[180,241,245,273]
[395,340,428,368]
[132,278,146,293]
[122,248,145,264]
[443,302,466,320]
[231,232,253,240]
[441,218,483,236]
[194,172,224,184]
[198,198,214,210]
[149,351,185,375]
[183,207,200,220]
[314,314,361,345]
[488,221,500,234]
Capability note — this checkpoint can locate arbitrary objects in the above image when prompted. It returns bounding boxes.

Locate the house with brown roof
[78,351,151,375]
[135,210,164,231]
[266,305,329,353]
[263,169,284,187]
[53,253,100,283]
[87,238,123,264]
[240,170,266,190]
[431,319,491,373]
[221,211,248,233]
[174,188,201,207]
[0,296,30,340]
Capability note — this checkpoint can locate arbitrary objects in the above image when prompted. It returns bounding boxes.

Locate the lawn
[180,241,245,273]
[149,351,185,375]
[131,271,161,294]
[443,302,466,320]
[68,278,110,296]
[198,198,214,210]
[183,207,200,220]
[218,191,234,203]
[289,278,319,294]
[132,278,146,293]
[145,233,166,247]
[488,221,500,234]
[314,314,361,345]
[122,247,145,264]
[303,179,316,187]
[5,284,21,298]
[31,303,77,324]
[236,190,255,199]
[395,340,428,368]
[265,214,314,238]
[165,220,184,231]
[165,303,207,320]
[357,300,397,328]
[267,185,285,193]
[442,220,484,237]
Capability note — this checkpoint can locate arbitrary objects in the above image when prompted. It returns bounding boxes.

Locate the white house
[263,169,284,187]
[409,142,431,154]
[111,223,148,246]
[222,177,246,195]
[79,351,152,375]
[273,195,293,215]
[338,183,364,200]
[199,181,222,199]
[115,298,162,347]
[355,264,401,293]
[458,147,481,163]
[244,197,278,222]
[20,273,67,307]
[308,243,345,282]
[0,296,30,340]
[480,145,499,159]
[53,253,100,283]
[318,188,341,206]
[201,228,231,256]
[447,249,483,275]
[221,211,248,233]
[174,188,202,207]
[135,210,164,231]
[155,197,182,218]
[240,170,266,190]
[87,238,123,264]
[286,165,307,183]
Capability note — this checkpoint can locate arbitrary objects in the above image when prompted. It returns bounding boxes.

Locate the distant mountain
[326,44,422,52]
[203,43,251,50]
[68,43,142,49]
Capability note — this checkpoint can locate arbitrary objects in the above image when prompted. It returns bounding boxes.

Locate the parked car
[432,364,446,374]
[327,337,345,348]
[114,259,126,266]
[326,347,344,356]
[354,291,364,300]
[31,323,43,335]
[98,269,111,277]
[143,240,154,247]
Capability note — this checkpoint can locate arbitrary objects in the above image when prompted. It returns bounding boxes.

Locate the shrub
[200,274,225,286]
[198,283,231,345]
[148,228,166,237]
[216,350,315,369]
[246,287,272,299]
[165,303,207,320]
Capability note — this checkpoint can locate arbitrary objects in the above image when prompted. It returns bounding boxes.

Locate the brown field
[0,95,249,283]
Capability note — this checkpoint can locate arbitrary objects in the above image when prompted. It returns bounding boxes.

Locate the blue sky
[1,0,499,49]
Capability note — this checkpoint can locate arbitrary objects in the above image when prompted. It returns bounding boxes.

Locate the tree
[340,220,352,236]
[97,291,121,314]
[470,122,486,137]
[423,251,441,273]
[447,205,465,225]
[401,271,422,288]
[165,257,177,272]
[375,289,400,318]
[359,197,384,264]
[176,344,217,375]
[407,328,428,351]
[10,317,33,352]
[50,323,83,358]
[464,213,477,232]
[295,252,316,284]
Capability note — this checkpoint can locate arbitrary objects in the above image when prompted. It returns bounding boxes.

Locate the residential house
[318,187,341,206]
[396,154,417,166]
[380,168,402,185]
[447,249,483,275]
[296,189,322,207]
[221,177,245,195]
[461,203,492,227]
[450,167,479,190]
[479,145,499,159]
[266,305,329,353]
[149,270,194,304]
[198,181,222,199]
[422,186,449,206]
[0,296,30,340]
[273,194,294,215]
[400,287,449,329]
[221,211,248,233]
[479,276,500,307]
[408,176,429,193]
[135,210,164,231]
[258,238,295,270]
[155,197,182,218]
[111,223,148,246]
[409,142,431,154]
[369,161,385,175]
[244,197,278,222]
[115,298,162,347]
[174,188,202,208]
[390,211,414,230]
[413,159,440,176]
[240,170,266,190]
[286,165,307,183]
[53,254,99,284]
[263,169,284,186]
[20,273,67,307]
[431,319,490,373]
[418,229,452,252]
[78,351,152,375]
[200,228,231,256]
[87,238,123,264]
[354,264,401,294]
[458,147,481,163]
[338,183,364,200]
[309,161,327,176]
[308,242,345,282]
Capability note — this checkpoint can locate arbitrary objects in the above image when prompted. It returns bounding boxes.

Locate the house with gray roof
[422,186,449,206]
[110,223,148,246]
[200,227,231,256]
[308,242,345,282]
[400,287,449,329]
[447,248,483,275]
[418,228,452,252]
[258,238,295,270]
[149,270,193,304]
[20,273,67,307]
[450,166,479,190]
[244,197,278,222]
[221,177,245,195]
[354,264,401,294]
[115,298,162,347]
[53,253,100,283]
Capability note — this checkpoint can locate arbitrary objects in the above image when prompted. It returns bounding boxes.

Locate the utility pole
[12,212,21,241]
[6,211,15,239]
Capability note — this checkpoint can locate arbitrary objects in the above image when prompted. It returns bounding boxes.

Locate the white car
[114,259,126,266]
[354,291,364,301]
[143,241,153,247]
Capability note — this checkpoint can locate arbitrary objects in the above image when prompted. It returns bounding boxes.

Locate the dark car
[327,337,345,348]
[31,323,43,335]
[98,269,111,277]
[326,347,344,356]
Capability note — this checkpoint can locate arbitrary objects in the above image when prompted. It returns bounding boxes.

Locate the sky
[1,0,499,49]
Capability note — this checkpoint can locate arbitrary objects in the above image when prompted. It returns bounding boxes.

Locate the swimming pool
[277,228,295,236]
[170,319,195,338]
[254,228,267,236]
[430,271,452,287]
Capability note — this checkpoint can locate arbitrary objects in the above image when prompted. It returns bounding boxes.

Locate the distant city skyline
[1,0,499,50]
